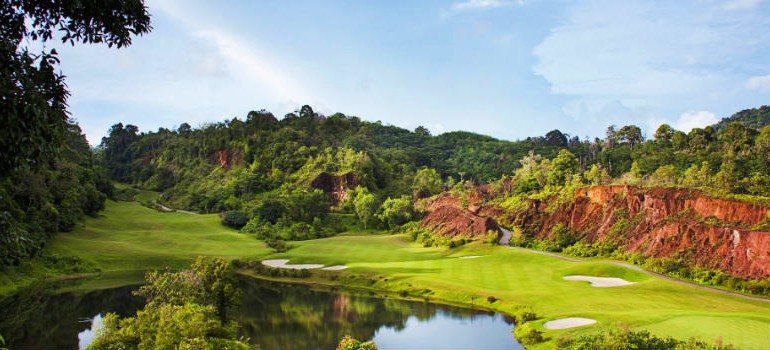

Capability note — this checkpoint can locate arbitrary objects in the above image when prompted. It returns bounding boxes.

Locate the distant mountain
[712,105,770,132]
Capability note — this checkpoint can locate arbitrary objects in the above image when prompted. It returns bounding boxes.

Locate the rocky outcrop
[208,149,243,169]
[310,172,359,205]
[495,186,770,279]
[420,205,499,238]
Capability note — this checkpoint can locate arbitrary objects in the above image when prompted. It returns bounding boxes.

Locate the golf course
[38,196,770,349]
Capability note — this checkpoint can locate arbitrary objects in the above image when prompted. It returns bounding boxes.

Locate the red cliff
[420,205,499,238]
[310,172,359,206]
[495,186,770,279]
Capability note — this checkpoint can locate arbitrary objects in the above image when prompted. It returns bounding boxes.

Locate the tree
[671,130,688,151]
[585,164,611,186]
[377,196,415,229]
[650,164,677,186]
[353,188,378,229]
[617,125,643,150]
[89,257,248,350]
[412,168,442,197]
[414,126,431,137]
[544,129,568,148]
[654,124,675,147]
[191,256,240,324]
[1,0,151,175]
[547,149,578,186]
[605,125,617,148]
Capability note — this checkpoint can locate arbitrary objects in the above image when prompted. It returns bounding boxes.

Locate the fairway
[48,200,271,271]
[47,200,770,349]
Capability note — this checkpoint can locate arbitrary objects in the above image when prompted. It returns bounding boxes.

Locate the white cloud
[674,110,718,132]
[533,2,723,99]
[723,0,762,10]
[745,74,770,90]
[532,0,770,130]
[452,0,506,11]
[193,28,309,103]
[152,0,310,104]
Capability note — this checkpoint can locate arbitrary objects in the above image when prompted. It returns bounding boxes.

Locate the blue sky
[51,0,770,145]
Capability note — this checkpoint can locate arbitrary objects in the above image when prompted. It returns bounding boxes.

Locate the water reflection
[0,278,522,350]
[0,284,143,350]
[236,278,522,350]
[78,314,103,349]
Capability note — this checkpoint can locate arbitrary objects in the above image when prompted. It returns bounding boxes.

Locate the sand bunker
[563,275,635,287]
[543,317,597,329]
[261,259,323,269]
[458,255,486,259]
[261,259,348,270]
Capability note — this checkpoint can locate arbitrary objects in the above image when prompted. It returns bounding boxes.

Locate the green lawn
[44,199,770,349]
[48,200,270,272]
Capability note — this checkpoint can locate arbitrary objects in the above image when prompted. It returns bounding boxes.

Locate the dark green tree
[1,0,151,175]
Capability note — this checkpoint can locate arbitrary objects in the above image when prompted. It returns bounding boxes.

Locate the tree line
[97,104,770,240]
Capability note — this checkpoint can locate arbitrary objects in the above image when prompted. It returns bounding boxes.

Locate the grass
[267,237,770,349]
[18,196,770,349]
[47,199,271,274]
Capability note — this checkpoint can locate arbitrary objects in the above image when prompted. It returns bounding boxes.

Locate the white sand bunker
[563,275,635,287]
[261,259,348,270]
[543,317,597,329]
[458,255,486,259]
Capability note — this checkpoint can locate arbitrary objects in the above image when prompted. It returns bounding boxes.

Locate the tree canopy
[1,0,151,175]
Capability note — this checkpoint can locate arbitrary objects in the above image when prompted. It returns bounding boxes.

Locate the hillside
[419,184,770,294]
[712,105,770,133]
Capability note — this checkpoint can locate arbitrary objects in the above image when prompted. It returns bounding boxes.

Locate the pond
[0,277,523,350]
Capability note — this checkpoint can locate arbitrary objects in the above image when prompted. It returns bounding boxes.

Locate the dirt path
[152,200,198,215]
[498,228,770,303]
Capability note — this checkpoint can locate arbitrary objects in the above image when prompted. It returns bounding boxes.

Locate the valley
[12,195,769,349]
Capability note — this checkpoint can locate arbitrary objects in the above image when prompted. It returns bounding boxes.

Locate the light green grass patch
[47,200,271,272]
[560,263,650,282]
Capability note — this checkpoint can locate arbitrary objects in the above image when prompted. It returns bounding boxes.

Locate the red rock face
[208,149,243,170]
[310,172,359,205]
[421,185,770,279]
[420,205,499,238]
[499,186,770,279]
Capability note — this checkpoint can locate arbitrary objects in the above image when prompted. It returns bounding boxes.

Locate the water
[0,278,523,350]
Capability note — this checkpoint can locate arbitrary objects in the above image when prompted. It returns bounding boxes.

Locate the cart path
[152,200,198,215]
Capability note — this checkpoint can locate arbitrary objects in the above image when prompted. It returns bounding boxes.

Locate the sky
[48,0,770,145]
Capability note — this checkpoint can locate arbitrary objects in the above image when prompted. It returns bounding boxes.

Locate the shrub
[556,326,732,350]
[513,307,537,323]
[337,335,377,350]
[550,224,579,251]
[221,210,248,229]
[265,239,293,253]
[513,323,544,345]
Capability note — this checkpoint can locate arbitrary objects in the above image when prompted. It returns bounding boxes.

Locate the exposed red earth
[421,185,770,280]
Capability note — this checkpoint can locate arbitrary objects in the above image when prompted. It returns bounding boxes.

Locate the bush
[556,326,732,350]
[550,224,579,251]
[337,335,377,350]
[221,210,248,229]
[265,239,293,253]
[513,323,543,345]
[513,307,537,324]
[562,242,617,257]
